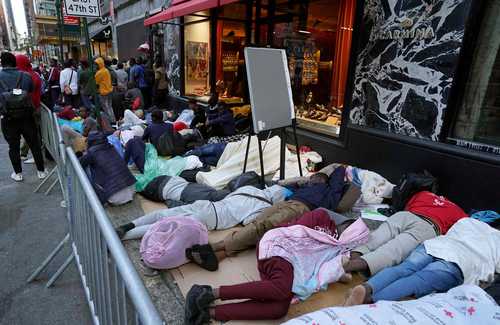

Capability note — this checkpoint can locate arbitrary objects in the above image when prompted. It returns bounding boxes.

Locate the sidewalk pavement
[0,134,92,325]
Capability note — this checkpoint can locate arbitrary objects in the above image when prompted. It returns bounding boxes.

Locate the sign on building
[64,0,101,18]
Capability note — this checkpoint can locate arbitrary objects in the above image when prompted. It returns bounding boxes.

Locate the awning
[144,0,239,26]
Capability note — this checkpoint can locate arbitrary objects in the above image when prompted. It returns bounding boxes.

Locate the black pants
[1,117,45,173]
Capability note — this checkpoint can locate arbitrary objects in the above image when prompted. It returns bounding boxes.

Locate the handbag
[63,70,74,95]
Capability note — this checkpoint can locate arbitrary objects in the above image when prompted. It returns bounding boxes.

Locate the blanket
[282,285,500,325]
[196,136,283,189]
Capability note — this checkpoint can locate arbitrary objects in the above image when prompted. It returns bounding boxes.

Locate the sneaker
[37,170,48,179]
[21,155,28,161]
[24,158,35,164]
[11,172,23,182]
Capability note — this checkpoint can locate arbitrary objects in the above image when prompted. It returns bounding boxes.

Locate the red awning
[144,0,239,26]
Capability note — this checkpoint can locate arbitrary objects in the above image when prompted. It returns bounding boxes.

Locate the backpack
[0,72,34,119]
[225,171,263,191]
[391,170,438,212]
[155,127,186,157]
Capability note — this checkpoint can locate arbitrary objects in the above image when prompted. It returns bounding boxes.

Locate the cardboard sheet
[138,197,364,324]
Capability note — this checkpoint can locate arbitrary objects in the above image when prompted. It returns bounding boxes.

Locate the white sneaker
[11,172,23,182]
[37,170,48,179]
[24,158,35,164]
[21,155,28,161]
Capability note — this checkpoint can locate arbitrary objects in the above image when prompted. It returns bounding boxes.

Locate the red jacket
[405,191,468,235]
[16,55,41,110]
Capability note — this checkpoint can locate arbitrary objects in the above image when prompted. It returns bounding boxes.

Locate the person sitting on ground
[139,175,230,207]
[115,184,290,241]
[343,191,468,277]
[79,131,136,205]
[142,109,172,146]
[123,136,146,173]
[184,209,367,323]
[344,217,500,306]
[206,102,236,138]
[61,107,112,152]
[186,167,352,268]
[124,81,144,111]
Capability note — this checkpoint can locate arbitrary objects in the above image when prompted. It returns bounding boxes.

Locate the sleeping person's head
[310,173,329,184]
[151,109,164,124]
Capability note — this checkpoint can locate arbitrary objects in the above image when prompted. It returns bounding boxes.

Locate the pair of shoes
[185,285,215,325]
[37,170,48,179]
[24,158,35,164]
[186,244,219,271]
[11,172,23,182]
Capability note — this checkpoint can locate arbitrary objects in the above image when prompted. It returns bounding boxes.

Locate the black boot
[115,222,135,239]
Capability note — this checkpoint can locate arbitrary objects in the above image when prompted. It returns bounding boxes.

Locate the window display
[216,4,247,104]
[272,0,356,136]
[184,13,211,99]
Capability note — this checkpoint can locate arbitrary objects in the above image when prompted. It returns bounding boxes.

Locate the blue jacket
[207,109,236,136]
[142,122,173,146]
[289,166,346,211]
[80,132,136,202]
[129,64,146,89]
[124,136,146,173]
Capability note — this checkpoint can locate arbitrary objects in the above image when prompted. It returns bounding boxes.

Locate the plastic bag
[135,144,186,192]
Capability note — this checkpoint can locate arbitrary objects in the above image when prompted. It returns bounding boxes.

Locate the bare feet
[344,284,371,306]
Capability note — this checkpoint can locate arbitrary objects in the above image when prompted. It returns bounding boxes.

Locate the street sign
[64,0,101,18]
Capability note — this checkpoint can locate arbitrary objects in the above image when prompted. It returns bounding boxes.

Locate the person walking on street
[60,59,79,107]
[0,52,47,181]
[153,59,169,107]
[94,57,115,123]
[16,54,42,164]
[47,58,61,109]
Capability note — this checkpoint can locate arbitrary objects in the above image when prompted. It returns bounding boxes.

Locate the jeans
[98,94,115,123]
[80,94,93,110]
[186,143,226,166]
[367,244,463,301]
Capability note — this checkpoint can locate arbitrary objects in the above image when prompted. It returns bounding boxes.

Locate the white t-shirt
[59,68,78,95]
[424,218,500,285]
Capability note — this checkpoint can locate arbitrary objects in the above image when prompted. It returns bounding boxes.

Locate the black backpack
[0,72,33,119]
[225,171,263,191]
[155,128,186,157]
[391,170,438,212]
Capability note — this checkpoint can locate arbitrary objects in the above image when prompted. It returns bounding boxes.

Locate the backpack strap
[231,193,273,206]
[68,70,74,84]
[15,72,23,89]
[0,78,9,91]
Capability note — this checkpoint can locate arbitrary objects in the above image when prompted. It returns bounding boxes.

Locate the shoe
[10,172,23,182]
[185,285,215,325]
[37,170,48,179]
[21,155,28,161]
[24,158,35,164]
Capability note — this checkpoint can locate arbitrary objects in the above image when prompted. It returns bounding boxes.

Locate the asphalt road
[0,133,91,325]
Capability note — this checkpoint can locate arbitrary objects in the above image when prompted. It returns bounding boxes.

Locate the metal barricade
[65,147,163,325]
[29,104,164,324]
[34,105,64,197]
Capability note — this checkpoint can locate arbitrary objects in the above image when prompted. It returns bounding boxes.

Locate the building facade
[0,0,10,50]
[3,0,18,50]
[143,0,500,211]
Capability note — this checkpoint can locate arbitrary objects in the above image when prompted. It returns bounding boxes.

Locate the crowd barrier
[28,105,164,325]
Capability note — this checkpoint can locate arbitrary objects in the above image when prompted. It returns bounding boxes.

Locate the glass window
[184,12,211,99]
[449,1,500,154]
[273,0,356,136]
[216,4,247,104]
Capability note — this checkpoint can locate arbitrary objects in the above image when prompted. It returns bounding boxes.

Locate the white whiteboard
[244,47,295,132]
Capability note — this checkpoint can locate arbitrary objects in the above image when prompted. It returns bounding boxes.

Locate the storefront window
[184,12,211,99]
[216,3,247,104]
[449,1,500,155]
[272,0,356,136]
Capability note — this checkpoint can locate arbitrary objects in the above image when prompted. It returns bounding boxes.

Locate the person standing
[0,52,47,181]
[60,59,79,107]
[153,60,169,107]
[47,58,61,109]
[78,60,96,110]
[129,57,147,108]
[16,54,42,163]
[94,57,115,123]
[115,62,128,91]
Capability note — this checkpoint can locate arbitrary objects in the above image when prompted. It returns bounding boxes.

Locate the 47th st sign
[64,0,101,18]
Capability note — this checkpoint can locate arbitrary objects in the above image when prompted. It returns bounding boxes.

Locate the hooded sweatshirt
[94,58,112,96]
[16,54,42,110]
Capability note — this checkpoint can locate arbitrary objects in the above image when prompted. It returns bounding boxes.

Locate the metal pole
[56,0,64,62]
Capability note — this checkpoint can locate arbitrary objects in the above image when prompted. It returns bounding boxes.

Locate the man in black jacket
[0,52,46,182]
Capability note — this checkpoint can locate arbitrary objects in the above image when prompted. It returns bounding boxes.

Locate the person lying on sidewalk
[186,167,354,269]
[115,184,290,241]
[343,191,468,277]
[123,136,146,173]
[344,217,500,306]
[184,209,369,324]
[139,175,230,206]
[79,131,136,205]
